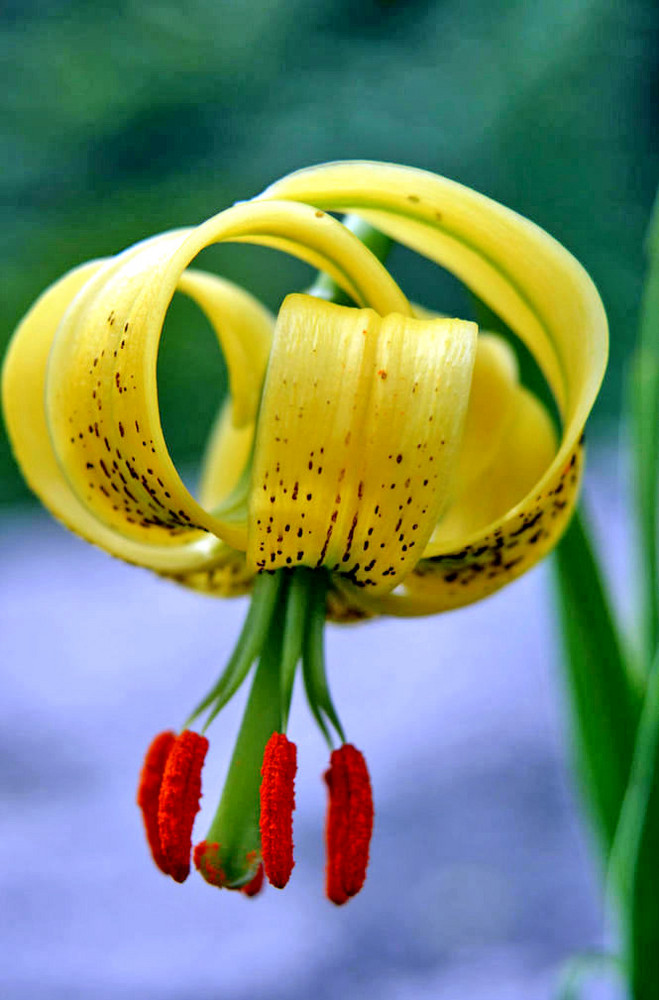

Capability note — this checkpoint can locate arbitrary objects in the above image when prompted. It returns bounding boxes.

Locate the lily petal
[198,399,256,511]
[4,198,410,576]
[450,333,522,494]
[247,294,477,594]
[177,269,272,431]
[259,162,607,611]
[3,253,253,572]
[430,383,558,548]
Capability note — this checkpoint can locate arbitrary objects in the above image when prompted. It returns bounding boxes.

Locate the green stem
[307,213,394,305]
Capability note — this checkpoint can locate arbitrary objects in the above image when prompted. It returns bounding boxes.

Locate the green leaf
[605,186,659,999]
[630,191,659,670]
[608,650,659,1000]
[553,509,640,850]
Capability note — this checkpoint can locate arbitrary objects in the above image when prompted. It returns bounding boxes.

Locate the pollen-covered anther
[259,732,297,888]
[324,744,374,905]
[158,730,209,883]
[241,862,265,898]
[136,730,176,875]
[193,839,228,887]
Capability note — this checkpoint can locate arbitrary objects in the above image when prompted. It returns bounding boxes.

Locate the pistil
[195,589,286,888]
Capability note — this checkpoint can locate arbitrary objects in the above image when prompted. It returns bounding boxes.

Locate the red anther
[158,730,209,883]
[193,840,227,887]
[241,863,265,898]
[324,756,349,905]
[259,732,297,888]
[136,730,176,875]
[324,744,374,905]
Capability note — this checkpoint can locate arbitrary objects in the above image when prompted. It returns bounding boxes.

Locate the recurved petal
[343,415,575,618]
[431,384,557,549]
[329,339,563,616]
[247,294,477,595]
[198,399,256,511]
[258,161,607,429]
[2,253,238,574]
[451,332,520,493]
[43,232,253,554]
[177,269,272,430]
[4,197,410,580]
[259,162,607,609]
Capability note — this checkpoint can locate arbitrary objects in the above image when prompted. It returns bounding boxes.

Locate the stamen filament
[280,569,312,732]
[302,570,346,746]
[183,570,283,729]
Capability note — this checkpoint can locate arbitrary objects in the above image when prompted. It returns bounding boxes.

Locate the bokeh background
[1,1,658,997]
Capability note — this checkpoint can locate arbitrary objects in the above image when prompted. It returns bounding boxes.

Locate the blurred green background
[2,0,658,505]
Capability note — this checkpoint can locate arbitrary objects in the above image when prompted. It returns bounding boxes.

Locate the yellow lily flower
[2,161,607,902]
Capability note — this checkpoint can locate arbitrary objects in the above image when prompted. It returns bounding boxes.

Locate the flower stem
[307,213,394,306]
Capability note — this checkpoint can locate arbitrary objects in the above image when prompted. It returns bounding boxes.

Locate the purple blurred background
[1,452,628,1000]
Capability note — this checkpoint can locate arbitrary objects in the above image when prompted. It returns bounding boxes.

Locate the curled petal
[436,382,558,545]
[260,162,607,610]
[248,294,476,594]
[452,332,524,493]
[3,199,408,577]
[2,260,257,574]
